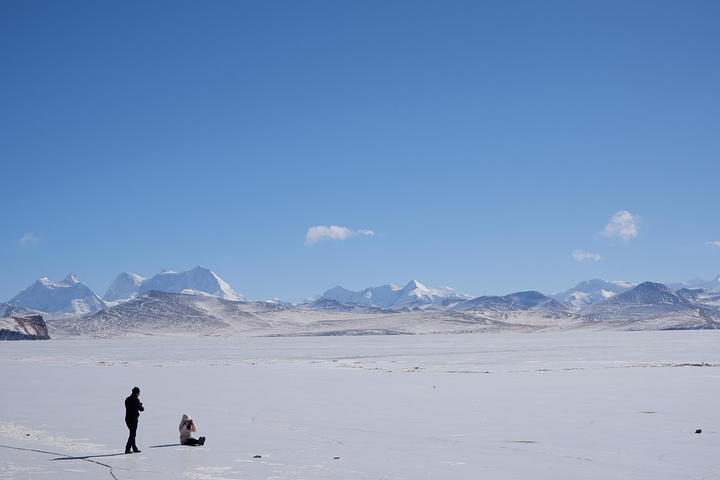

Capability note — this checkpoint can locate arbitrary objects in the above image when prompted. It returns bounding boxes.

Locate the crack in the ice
[0,444,121,480]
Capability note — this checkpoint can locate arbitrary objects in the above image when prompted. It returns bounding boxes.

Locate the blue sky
[2,0,719,302]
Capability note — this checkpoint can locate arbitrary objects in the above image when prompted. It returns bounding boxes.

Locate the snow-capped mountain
[302,280,472,310]
[669,276,720,292]
[452,291,570,313]
[553,279,636,308]
[103,266,245,303]
[579,282,703,321]
[102,272,145,303]
[8,274,107,314]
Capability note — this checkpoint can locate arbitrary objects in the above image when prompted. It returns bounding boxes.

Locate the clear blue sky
[2,0,719,302]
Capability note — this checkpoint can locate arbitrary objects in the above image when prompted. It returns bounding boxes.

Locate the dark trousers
[183,438,202,446]
[125,419,138,452]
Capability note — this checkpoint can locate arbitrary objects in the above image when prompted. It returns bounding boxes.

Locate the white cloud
[18,232,40,246]
[602,210,640,243]
[572,249,602,262]
[707,241,720,248]
[305,225,375,246]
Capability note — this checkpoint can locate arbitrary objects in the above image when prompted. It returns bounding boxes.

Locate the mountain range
[4,267,720,338]
[300,280,472,311]
[39,284,720,339]
[5,266,720,315]
[41,290,604,338]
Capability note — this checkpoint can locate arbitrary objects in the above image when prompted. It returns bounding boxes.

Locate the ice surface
[2,331,719,479]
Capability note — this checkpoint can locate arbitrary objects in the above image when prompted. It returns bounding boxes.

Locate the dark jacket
[125,395,144,422]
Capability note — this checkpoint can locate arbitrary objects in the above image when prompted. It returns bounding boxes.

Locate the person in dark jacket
[124,386,144,454]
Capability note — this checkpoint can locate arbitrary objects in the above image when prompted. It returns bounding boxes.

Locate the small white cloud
[305,225,375,246]
[707,241,720,248]
[573,249,602,262]
[18,232,40,246]
[602,210,640,243]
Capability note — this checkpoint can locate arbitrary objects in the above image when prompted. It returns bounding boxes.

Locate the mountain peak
[323,285,353,295]
[634,281,674,293]
[37,273,82,288]
[63,273,81,285]
[403,280,426,291]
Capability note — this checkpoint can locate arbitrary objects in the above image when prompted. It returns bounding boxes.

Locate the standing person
[179,414,206,446]
[124,386,144,454]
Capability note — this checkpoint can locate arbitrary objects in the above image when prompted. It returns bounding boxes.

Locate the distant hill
[452,291,570,313]
[303,297,399,314]
[580,282,705,321]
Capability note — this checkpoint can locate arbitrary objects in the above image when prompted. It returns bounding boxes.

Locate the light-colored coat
[179,414,197,444]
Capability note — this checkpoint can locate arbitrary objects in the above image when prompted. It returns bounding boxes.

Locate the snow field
[1,331,720,479]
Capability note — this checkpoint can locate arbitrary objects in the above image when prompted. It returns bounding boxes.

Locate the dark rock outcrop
[0,315,51,340]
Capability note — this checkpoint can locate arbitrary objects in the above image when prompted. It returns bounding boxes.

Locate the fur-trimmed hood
[179,414,196,437]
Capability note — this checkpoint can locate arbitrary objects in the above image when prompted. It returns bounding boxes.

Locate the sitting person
[179,414,205,446]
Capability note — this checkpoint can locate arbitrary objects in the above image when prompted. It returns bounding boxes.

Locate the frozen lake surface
[2,331,720,479]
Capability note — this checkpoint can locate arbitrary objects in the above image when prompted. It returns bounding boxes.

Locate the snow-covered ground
[2,331,719,479]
